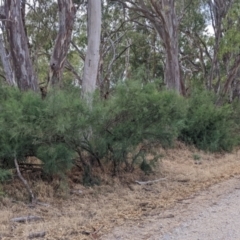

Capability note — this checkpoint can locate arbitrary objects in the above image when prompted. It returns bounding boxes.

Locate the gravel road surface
[103,177,240,240]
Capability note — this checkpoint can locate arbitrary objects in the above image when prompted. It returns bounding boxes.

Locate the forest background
[0,0,240,201]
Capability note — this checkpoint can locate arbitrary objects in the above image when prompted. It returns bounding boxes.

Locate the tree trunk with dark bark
[49,0,77,87]
[0,34,16,86]
[4,0,38,91]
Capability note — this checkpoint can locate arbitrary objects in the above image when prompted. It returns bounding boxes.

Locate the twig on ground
[82,225,104,238]
[10,215,42,223]
[90,225,104,239]
[92,225,104,235]
[135,178,167,185]
[36,201,51,207]
[159,214,175,219]
[28,231,46,239]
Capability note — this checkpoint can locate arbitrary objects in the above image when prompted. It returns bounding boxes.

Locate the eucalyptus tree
[82,0,101,98]
[113,0,194,94]
[49,0,77,87]
[2,0,38,91]
[200,0,240,101]
[207,0,234,92]
[0,34,16,86]
[98,1,138,96]
[218,0,240,99]
[25,0,59,83]
[178,0,211,90]
[0,0,80,92]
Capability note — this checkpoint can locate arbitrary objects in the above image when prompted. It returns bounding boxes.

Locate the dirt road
[103,177,240,240]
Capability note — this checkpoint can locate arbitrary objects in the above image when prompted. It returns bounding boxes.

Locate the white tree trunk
[82,0,101,98]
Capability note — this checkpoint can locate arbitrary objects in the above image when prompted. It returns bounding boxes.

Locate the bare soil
[1,142,240,240]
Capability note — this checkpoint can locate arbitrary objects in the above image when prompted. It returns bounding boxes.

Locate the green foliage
[192,154,201,161]
[36,144,74,174]
[86,81,186,174]
[220,1,240,58]
[230,99,240,144]
[0,83,187,180]
[0,86,74,175]
[0,83,239,185]
[103,81,186,144]
[0,168,12,182]
[0,87,42,165]
[180,90,238,152]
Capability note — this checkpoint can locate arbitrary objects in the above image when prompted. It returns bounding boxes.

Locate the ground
[103,176,240,239]
[1,142,240,239]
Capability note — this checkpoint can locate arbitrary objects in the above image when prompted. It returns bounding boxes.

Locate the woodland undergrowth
[0,82,239,189]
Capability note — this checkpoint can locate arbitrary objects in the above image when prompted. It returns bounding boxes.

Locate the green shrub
[180,90,238,152]
[104,82,186,146]
[0,88,42,166]
[0,82,188,179]
[0,86,75,175]
[88,81,187,173]
[231,99,240,144]
[0,168,12,182]
[2,82,238,184]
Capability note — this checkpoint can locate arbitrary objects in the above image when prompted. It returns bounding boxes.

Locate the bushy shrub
[0,86,76,174]
[1,83,239,185]
[34,89,87,174]
[0,168,12,182]
[231,99,240,144]
[0,87,42,166]
[90,81,187,173]
[0,82,186,178]
[180,90,238,152]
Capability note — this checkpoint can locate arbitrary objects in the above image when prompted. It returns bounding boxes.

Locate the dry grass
[1,142,240,239]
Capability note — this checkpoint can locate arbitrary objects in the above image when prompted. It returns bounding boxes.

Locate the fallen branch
[27,201,50,209]
[92,225,104,235]
[11,215,42,223]
[82,225,104,238]
[28,231,46,239]
[135,178,167,185]
[14,157,36,203]
[159,214,174,219]
[90,225,104,240]
[177,179,190,183]
[36,201,50,207]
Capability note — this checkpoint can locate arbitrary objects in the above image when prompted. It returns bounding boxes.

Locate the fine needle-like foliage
[0,83,239,187]
[180,90,238,152]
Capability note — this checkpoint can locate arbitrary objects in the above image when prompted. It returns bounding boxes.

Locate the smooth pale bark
[163,27,181,93]
[49,0,76,87]
[149,0,181,94]
[82,0,101,97]
[121,0,182,94]
[0,34,16,86]
[4,0,38,91]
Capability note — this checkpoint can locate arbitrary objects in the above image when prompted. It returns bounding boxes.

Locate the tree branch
[14,157,36,203]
